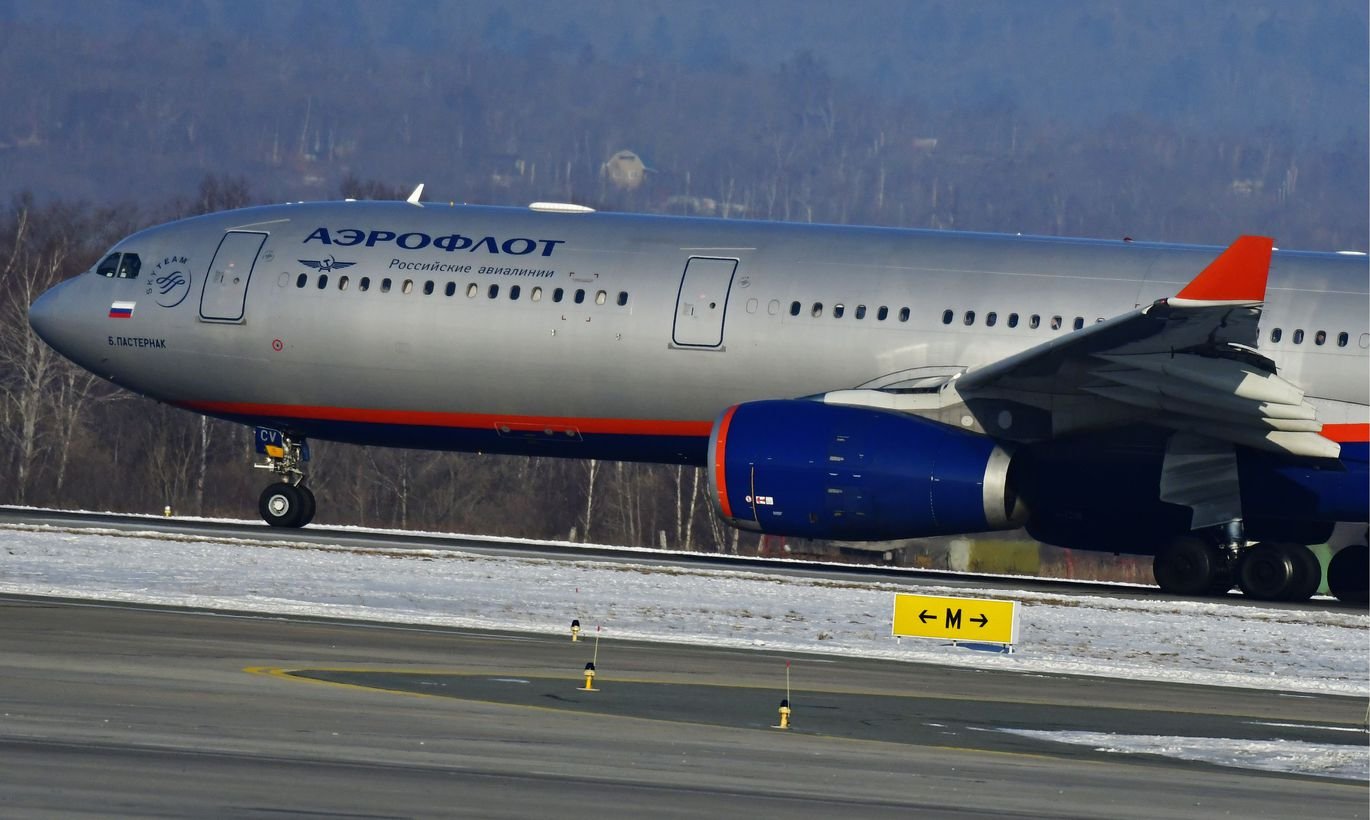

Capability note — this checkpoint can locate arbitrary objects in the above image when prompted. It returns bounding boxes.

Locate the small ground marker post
[773,660,792,730]
[577,625,602,691]
[570,619,581,642]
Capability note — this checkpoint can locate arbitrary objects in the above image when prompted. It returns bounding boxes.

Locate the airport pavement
[0,594,1364,818]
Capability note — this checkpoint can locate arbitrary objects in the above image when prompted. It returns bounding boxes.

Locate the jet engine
[707,400,1025,541]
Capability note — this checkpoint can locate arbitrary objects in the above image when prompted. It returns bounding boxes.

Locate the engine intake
[708,400,1024,541]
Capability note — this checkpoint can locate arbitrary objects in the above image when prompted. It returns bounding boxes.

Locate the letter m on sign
[945,608,962,629]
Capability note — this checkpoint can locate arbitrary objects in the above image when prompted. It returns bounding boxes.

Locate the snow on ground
[1000,730,1368,781]
[0,521,1366,781]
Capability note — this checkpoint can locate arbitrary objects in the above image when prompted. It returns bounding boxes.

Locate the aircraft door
[199,231,268,322]
[672,256,737,347]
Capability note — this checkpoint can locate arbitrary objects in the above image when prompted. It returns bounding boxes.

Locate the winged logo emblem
[299,256,357,273]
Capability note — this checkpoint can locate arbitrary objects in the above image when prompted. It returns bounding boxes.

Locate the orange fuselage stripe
[180,401,713,438]
[1321,423,1370,443]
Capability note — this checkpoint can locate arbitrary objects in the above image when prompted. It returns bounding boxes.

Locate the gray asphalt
[0,594,1364,819]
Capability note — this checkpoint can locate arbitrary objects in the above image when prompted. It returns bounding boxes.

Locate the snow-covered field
[1,521,1366,780]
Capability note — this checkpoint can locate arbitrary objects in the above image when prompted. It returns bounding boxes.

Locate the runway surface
[1,594,1364,818]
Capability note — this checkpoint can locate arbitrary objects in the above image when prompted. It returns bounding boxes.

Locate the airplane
[26,193,1369,604]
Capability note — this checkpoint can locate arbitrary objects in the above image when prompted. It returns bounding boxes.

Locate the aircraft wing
[949,236,1339,459]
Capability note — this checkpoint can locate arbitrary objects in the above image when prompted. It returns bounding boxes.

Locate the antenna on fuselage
[406,183,425,206]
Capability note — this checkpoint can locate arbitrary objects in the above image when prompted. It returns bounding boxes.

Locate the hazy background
[1,0,1365,246]
[1,1,1365,566]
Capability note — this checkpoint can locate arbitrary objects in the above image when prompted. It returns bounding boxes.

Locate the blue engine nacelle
[707,400,1025,541]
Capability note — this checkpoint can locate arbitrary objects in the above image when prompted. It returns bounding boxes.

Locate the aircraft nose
[28,277,80,359]
[28,282,59,343]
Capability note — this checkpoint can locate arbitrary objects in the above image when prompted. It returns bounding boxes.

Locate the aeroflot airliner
[27,193,1369,603]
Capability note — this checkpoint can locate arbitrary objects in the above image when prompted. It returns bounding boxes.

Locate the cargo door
[200,231,267,322]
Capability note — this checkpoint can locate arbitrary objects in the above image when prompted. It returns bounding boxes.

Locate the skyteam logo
[299,256,356,273]
[147,255,192,308]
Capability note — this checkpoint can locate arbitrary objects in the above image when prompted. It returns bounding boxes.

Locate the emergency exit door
[200,231,267,322]
[672,256,737,347]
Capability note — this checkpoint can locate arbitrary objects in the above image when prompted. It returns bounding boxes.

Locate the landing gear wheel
[297,485,316,528]
[1153,535,1216,596]
[259,483,306,528]
[1282,543,1322,602]
[1327,544,1369,605]
[1237,543,1297,601]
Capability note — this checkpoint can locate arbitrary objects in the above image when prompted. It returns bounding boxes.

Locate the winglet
[406,183,425,205]
[1170,235,1273,306]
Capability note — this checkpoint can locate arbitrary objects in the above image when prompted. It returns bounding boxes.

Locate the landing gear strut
[254,432,315,528]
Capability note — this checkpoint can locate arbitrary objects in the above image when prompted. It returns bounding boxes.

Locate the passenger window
[833,304,845,319]
[1030,314,1040,329]
[423,280,434,296]
[877,306,888,321]
[855,305,866,320]
[339,275,349,291]
[116,254,141,279]
[466,283,477,298]
[317,274,328,289]
[595,290,607,305]
[618,291,629,307]
[1050,315,1062,330]
[554,288,565,303]
[96,254,121,277]
[899,307,910,322]
[510,285,521,301]
[445,282,456,297]
[1315,330,1326,346]
[402,279,413,294]
[811,302,823,318]
[768,299,780,315]
[1007,313,1019,328]
[963,310,975,325]
[574,289,586,304]
[380,278,392,293]
[296,273,307,288]
[1073,317,1084,330]
[746,298,758,314]
[1270,328,1282,343]
[1337,332,1349,347]
[359,277,371,292]
[790,301,801,316]
[532,287,543,302]
[1293,329,1304,344]
[488,284,499,299]
[942,309,953,325]
[986,312,997,327]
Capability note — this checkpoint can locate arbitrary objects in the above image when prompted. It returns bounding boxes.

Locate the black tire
[259,483,304,528]
[297,485,316,528]
[1327,544,1369,605]
[1237,543,1296,601]
[1281,543,1322,602]
[1153,536,1216,596]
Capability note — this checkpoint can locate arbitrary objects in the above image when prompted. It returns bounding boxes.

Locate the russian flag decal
[109,301,135,319]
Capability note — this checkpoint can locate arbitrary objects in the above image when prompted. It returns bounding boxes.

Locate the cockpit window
[96,254,120,277]
[116,254,141,279]
[95,252,141,279]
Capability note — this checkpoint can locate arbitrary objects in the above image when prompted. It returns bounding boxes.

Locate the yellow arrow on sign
[891,593,1019,646]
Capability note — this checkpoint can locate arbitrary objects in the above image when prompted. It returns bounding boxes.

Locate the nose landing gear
[253,430,314,528]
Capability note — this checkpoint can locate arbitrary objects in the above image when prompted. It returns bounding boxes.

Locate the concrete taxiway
[0,594,1364,818]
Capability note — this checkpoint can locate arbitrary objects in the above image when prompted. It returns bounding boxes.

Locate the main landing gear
[1153,528,1331,603]
[254,433,315,528]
